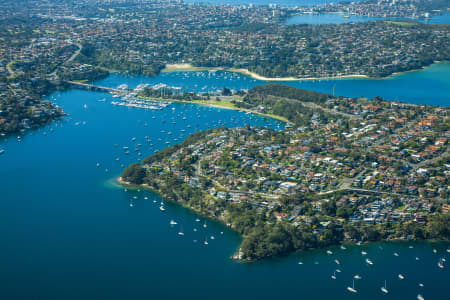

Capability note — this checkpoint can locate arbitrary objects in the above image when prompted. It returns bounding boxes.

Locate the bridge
[65,81,123,93]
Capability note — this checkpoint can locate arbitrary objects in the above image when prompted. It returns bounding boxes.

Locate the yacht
[327,250,333,255]
[433,249,437,253]
[365,258,373,265]
[334,259,340,265]
[347,280,357,293]
[195,218,200,222]
[361,251,367,255]
[178,228,184,236]
[203,221,207,228]
[394,252,399,257]
[353,275,362,280]
[159,205,165,211]
[336,269,341,273]
[398,274,404,280]
[438,259,444,269]
[170,220,177,225]
[298,261,303,265]
[381,280,388,294]
[331,271,336,280]
[204,237,208,245]
[96,162,100,167]
[417,294,424,300]
[210,236,215,240]
[340,245,346,250]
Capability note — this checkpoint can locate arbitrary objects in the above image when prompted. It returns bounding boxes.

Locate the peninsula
[121,84,450,261]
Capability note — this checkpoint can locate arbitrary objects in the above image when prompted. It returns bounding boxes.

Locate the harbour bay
[0,64,449,299]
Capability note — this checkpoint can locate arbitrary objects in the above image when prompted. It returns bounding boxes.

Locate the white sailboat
[437,258,444,268]
[347,280,357,293]
[381,280,388,294]
[178,226,184,236]
[365,258,373,265]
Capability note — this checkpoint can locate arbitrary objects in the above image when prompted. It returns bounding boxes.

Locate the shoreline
[116,177,448,262]
[117,176,245,260]
[162,63,370,81]
[161,62,449,82]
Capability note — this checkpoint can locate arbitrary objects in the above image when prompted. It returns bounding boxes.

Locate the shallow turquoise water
[0,68,449,299]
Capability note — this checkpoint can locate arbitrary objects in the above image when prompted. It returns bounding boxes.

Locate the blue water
[284,12,450,24]
[185,0,353,7]
[99,61,450,106]
[0,67,449,299]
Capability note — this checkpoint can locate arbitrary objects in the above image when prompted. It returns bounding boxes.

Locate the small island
[121,84,450,261]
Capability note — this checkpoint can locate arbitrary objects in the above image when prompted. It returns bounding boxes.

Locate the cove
[97,61,450,106]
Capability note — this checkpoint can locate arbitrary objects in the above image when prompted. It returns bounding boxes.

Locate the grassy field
[138,95,289,123]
